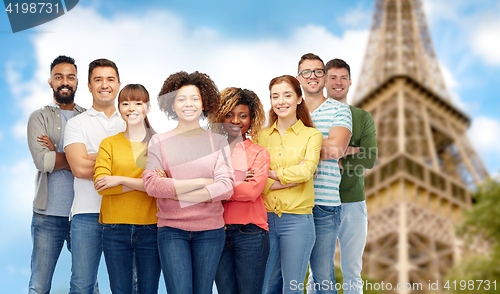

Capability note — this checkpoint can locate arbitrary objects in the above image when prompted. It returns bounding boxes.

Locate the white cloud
[0,158,35,249]
[338,6,372,29]
[471,17,500,66]
[468,116,500,155]
[439,63,471,111]
[8,5,369,135]
[423,0,463,24]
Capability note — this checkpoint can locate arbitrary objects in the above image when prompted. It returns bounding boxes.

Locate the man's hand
[87,153,97,161]
[38,134,55,151]
[344,146,360,156]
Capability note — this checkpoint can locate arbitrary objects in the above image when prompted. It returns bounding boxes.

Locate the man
[297,53,352,294]
[27,55,85,294]
[64,59,125,294]
[324,58,377,294]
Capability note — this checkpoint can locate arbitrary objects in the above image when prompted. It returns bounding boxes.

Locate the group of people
[27,53,377,294]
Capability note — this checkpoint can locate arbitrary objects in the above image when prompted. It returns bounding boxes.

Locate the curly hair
[210,87,266,139]
[268,75,314,128]
[158,71,220,121]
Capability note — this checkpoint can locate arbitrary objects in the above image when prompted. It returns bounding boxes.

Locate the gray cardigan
[27,103,86,210]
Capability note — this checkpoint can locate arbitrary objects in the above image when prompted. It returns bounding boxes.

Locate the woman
[142,71,234,294]
[257,75,323,294]
[93,84,160,294]
[212,88,270,294]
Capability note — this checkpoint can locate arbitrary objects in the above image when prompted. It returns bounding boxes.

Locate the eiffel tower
[352,0,489,293]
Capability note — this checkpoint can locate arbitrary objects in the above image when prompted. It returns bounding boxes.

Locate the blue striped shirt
[310,99,352,206]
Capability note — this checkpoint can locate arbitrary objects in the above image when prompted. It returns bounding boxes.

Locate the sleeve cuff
[43,151,56,173]
[264,178,275,194]
[276,167,287,185]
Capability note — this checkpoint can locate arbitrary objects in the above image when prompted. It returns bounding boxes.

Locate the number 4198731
[5,2,59,14]
[444,280,496,291]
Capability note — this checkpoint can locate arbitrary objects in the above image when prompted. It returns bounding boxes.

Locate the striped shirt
[310,98,352,206]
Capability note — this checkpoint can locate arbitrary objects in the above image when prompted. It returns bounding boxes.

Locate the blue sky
[1,0,499,293]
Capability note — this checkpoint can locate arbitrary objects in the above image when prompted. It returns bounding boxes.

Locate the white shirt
[64,107,126,216]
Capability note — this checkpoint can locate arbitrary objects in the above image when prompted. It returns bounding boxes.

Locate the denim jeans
[263,213,315,294]
[103,224,161,294]
[28,213,70,294]
[215,224,269,294]
[338,201,367,294]
[308,205,342,294]
[157,226,225,294]
[69,213,102,294]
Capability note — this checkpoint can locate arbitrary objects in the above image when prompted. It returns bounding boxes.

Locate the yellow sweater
[94,132,157,225]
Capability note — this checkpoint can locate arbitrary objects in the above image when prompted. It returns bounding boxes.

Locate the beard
[54,85,76,104]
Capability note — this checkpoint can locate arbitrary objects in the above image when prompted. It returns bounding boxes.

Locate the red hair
[268,75,314,128]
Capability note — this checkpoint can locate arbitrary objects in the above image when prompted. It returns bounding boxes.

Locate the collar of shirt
[270,119,305,136]
[48,102,59,109]
[88,106,121,119]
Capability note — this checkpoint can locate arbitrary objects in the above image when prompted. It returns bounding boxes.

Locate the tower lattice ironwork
[352,0,489,293]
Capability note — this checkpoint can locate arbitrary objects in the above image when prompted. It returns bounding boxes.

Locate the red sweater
[223,139,270,230]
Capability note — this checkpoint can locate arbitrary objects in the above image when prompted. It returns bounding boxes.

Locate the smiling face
[271,82,302,120]
[49,62,78,105]
[119,98,149,127]
[297,59,326,96]
[325,67,351,102]
[88,66,121,107]
[172,85,204,123]
[223,104,251,140]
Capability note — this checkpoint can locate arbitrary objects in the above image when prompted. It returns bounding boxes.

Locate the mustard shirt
[94,133,158,225]
[257,119,323,216]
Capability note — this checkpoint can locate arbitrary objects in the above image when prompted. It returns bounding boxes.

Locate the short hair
[268,75,314,128]
[325,58,351,78]
[211,87,266,139]
[298,53,324,73]
[88,58,120,83]
[158,71,220,121]
[50,55,77,73]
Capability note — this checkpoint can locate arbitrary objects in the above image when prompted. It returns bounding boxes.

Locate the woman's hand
[244,169,255,181]
[94,176,122,192]
[155,168,167,178]
[268,170,278,180]
[38,134,55,151]
[268,158,306,180]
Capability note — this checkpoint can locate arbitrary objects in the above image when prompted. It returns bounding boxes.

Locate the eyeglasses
[298,69,325,78]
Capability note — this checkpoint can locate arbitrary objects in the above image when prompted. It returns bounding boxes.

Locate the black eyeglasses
[298,69,325,78]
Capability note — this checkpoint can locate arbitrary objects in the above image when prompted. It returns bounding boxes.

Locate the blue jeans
[263,213,315,294]
[338,201,367,294]
[308,205,342,294]
[28,213,70,294]
[158,226,225,294]
[69,213,102,294]
[103,224,161,294]
[215,224,270,294]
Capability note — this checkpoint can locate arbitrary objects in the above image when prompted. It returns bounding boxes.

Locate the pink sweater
[143,131,234,231]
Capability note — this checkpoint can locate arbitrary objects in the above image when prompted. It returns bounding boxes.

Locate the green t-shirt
[339,105,377,203]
